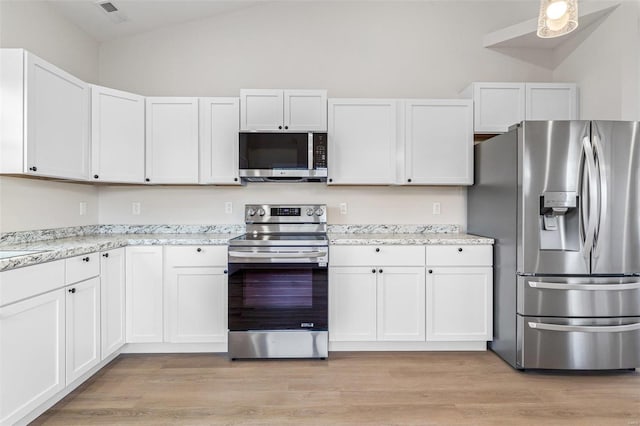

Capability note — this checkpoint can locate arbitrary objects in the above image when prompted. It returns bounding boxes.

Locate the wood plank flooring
[33,352,640,425]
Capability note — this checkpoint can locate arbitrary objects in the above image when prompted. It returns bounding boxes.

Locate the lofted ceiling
[47,0,260,42]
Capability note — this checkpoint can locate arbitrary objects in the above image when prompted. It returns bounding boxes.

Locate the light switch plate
[225,202,233,214]
[132,202,141,215]
[79,202,87,216]
[433,202,441,215]
[339,203,348,215]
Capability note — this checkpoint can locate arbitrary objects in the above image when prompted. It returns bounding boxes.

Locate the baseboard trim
[121,342,228,353]
[329,341,487,351]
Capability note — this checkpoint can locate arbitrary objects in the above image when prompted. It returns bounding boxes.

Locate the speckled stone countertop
[0,224,494,272]
[0,233,238,272]
[328,233,494,246]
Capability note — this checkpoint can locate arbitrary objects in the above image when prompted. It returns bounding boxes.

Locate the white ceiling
[48,0,260,42]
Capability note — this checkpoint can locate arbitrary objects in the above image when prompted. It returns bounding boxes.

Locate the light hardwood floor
[33,352,640,425]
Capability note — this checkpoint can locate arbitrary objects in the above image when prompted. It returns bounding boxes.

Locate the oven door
[228,262,328,331]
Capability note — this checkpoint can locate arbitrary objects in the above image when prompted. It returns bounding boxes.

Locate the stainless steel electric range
[227,204,328,359]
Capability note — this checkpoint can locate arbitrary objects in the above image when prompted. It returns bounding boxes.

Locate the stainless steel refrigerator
[468,121,640,370]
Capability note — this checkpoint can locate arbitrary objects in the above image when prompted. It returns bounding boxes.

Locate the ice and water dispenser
[539,191,579,251]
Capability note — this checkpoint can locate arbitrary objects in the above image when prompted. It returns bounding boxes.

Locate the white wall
[99,183,466,225]
[99,1,552,97]
[0,1,100,233]
[553,2,640,120]
[97,1,552,229]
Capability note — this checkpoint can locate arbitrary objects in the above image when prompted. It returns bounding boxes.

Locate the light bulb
[546,1,568,20]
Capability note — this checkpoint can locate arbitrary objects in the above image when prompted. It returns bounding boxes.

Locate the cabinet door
[199,97,241,184]
[328,99,398,184]
[472,83,525,133]
[426,267,493,341]
[145,97,199,184]
[126,246,164,343]
[240,89,284,131]
[165,266,227,343]
[329,267,377,341]
[525,83,578,121]
[101,248,126,359]
[404,100,473,185]
[65,277,100,384]
[91,85,145,183]
[25,52,90,179]
[377,267,426,341]
[284,90,327,131]
[0,289,65,426]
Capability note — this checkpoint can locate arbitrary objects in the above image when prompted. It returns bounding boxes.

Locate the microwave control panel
[313,133,328,169]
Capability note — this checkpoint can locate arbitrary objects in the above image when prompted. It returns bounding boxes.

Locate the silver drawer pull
[528,281,640,291]
[528,322,640,333]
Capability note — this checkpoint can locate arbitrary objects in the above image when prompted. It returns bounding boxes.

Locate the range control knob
[314,208,324,216]
[247,208,256,216]
[258,208,266,216]
[306,208,314,216]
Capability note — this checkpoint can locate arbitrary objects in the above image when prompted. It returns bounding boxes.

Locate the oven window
[239,133,308,169]
[228,263,328,331]
[243,270,312,308]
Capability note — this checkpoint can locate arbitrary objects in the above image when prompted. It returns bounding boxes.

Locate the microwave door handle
[308,133,314,171]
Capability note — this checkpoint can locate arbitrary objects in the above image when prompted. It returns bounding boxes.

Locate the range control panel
[245,204,327,224]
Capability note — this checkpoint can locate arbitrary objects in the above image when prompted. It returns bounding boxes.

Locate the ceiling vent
[95,1,128,24]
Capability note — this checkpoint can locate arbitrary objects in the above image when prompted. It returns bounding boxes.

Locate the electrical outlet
[79,202,87,216]
[433,202,441,215]
[339,203,348,215]
[225,201,233,214]
[132,202,141,215]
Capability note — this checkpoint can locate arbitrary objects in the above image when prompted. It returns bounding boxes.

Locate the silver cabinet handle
[528,281,640,291]
[528,322,640,333]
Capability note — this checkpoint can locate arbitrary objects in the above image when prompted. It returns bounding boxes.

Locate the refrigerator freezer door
[518,315,640,369]
[517,275,640,317]
[519,121,591,275]
[590,121,640,275]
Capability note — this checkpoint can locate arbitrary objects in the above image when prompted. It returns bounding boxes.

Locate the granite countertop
[0,224,494,272]
[328,233,494,246]
[0,233,239,272]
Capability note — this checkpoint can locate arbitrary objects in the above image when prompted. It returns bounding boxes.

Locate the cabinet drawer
[0,260,65,307]
[164,245,227,267]
[426,245,492,266]
[65,253,100,284]
[330,245,425,267]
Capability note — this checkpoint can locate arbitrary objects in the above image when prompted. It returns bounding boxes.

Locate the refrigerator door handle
[528,321,640,333]
[528,281,640,291]
[581,136,598,260]
[591,132,607,259]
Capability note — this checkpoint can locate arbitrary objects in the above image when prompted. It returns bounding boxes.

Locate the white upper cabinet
[0,49,90,179]
[461,82,525,134]
[145,97,199,184]
[240,89,327,131]
[403,100,473,185]
[525,83,578,121]
[462,82,578,133]
[91,85,145,183]
[284,90,327,131]
[328,99,398,184]
[199,97,241,185]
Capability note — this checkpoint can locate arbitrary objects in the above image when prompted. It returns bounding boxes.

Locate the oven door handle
[228,250,327,258]
[528,281,640,291]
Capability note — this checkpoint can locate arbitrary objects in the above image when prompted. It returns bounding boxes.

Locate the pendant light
[537,0,578,38]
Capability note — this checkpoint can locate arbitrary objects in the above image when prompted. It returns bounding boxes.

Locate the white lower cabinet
[65,277,101,384]
[426,267,493,341]
[164,246,228,343]
[377,267,426,341]
[100,248,126,359]
[0,289,66,426]
[125,246,164,343]
[329,267,377,341]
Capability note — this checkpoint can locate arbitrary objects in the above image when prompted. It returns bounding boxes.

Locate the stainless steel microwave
[239,132,327,182]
